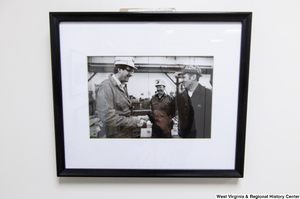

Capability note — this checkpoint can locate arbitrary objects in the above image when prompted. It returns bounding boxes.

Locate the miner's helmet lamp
[155,79,166,87]
[114,57,137,69]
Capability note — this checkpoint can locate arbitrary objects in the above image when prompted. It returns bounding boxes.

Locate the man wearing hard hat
[172,65,212,138]
[150,79,173,117]
[96,57,148,138]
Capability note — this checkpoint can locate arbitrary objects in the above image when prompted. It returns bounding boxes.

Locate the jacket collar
[109,74,131,101]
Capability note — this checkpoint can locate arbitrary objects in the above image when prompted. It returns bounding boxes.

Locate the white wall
[1,1,300,199]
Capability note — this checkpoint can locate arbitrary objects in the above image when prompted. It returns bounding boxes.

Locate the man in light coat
[96,57,147,138]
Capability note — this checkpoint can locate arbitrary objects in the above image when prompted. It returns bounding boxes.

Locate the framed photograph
[50,12,252,177]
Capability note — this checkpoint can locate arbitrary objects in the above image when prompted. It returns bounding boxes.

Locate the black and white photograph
[4,0,300,197]
[88,56,213,139]
[49,12,251,177]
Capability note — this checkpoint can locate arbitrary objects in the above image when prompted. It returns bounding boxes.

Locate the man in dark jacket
[150,79,173,117]
[172,66,212,138]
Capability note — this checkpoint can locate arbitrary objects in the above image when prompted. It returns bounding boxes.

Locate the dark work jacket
[189,84,212,138]
[169,89,196,138]
[150,93,173,116]
[177,90,196,138]
[169,84,212,138]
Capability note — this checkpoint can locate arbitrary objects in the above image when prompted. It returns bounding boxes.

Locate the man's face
[156,85,165,95]
[182,74,193,89]
[118,66,134,83]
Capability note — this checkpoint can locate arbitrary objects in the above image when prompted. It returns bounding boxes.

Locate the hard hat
[114,57,137,69]
[155,79,165,87]
[180,65,202,77]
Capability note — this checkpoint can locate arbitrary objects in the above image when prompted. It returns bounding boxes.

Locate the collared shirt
[112,74,126,92]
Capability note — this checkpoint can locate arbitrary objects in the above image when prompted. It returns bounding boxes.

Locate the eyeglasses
[124,67,134,73]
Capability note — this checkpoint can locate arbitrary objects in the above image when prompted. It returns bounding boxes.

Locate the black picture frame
[50,12,252,177]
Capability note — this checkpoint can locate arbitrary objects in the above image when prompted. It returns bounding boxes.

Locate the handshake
[137,115,150,128]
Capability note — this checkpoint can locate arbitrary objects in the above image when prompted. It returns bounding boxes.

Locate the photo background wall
[1,0,300,198]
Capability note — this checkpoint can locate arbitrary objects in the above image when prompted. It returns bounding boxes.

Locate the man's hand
[136,115,150,128]
[138,115,149,121]
[137,119,146,127]
[177,82,185,93]
[174,72,182,78]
